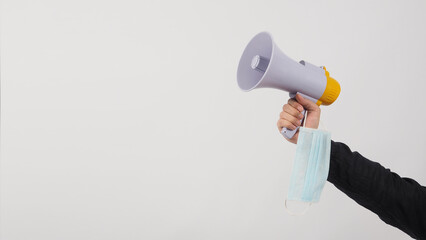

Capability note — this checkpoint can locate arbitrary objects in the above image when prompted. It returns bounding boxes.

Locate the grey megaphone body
[237,32,341,138]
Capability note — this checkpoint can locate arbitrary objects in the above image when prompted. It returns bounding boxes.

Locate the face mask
[284,127,331,215]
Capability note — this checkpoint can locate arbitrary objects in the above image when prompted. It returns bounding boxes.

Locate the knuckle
[287,106,299,116]
[287,122,296,130]
[284,104,292,111]
[293,119,300,126]
[291,107,299,115]
[284,113,291,120]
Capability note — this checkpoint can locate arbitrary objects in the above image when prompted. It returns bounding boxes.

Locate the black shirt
[328,141,426,239]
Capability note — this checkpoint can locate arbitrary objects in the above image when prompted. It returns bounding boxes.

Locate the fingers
[277,112,302,130]
[278,100,304,132]
[277,118,298,131]
[295,94,320,112]
[282,104,304,120]
[278,94,321,136]
[294,94,321,129]
[287,99,304,112]
[280,110,302,126]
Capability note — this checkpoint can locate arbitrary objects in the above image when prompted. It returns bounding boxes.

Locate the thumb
[295,94,319,112]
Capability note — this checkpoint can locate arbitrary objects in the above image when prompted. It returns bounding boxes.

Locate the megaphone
[237,32,341,139]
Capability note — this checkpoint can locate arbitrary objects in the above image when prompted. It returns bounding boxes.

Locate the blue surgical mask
[285,127,331,214]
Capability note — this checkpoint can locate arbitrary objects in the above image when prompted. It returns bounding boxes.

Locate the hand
[277,94,321,144]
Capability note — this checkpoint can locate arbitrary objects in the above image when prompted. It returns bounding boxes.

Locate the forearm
[328,141,426,239]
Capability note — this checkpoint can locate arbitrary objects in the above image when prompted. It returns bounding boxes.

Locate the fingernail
[298,106,303,112]
[299,113,304,119]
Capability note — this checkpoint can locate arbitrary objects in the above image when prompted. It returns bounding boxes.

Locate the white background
[1,0,426,239]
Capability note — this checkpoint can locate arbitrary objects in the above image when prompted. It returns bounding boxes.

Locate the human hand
[277,94,321,144]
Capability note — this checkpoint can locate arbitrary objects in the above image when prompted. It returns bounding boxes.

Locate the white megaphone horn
[237,32,341,139]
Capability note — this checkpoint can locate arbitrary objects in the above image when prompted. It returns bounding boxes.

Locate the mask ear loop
[284,199,312,216]
[303,111,307,127]
[317,104,328,131]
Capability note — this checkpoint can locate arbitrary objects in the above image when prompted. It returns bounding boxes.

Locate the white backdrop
[1,0,426,239]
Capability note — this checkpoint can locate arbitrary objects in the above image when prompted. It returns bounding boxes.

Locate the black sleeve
[327,141,426,239]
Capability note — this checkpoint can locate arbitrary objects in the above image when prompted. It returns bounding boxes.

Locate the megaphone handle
[281,110,306,139]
